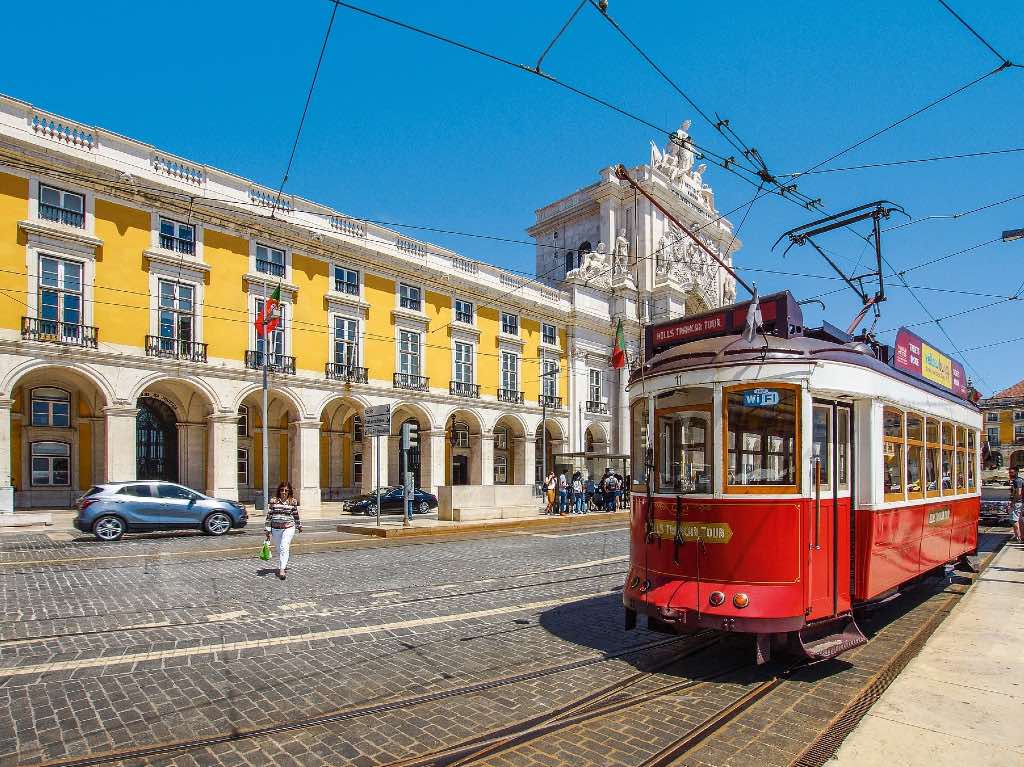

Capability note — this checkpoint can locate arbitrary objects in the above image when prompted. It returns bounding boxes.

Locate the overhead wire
[779,146,1024,177]
[883,191,1024,233]
[936,0,1018,68]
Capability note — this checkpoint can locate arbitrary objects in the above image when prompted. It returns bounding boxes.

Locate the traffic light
[401,421,419,451]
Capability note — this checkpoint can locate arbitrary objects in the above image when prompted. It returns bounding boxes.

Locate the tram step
[796,615,867,662]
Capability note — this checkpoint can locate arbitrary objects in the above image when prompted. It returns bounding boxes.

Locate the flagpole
[262,279,270,517]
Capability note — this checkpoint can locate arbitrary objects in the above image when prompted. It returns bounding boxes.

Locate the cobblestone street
[0,523,1008,767]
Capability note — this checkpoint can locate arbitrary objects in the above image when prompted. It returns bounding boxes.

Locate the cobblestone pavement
[0,523,1008,767]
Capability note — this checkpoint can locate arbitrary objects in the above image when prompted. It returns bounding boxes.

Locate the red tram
[622,291,981,662]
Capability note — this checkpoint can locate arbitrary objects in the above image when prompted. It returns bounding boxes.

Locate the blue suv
[73,481,248,541]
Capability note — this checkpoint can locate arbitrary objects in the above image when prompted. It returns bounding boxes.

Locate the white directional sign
[364,404,391,437]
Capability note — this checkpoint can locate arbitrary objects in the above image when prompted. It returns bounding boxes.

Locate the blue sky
[2,1,1022,393]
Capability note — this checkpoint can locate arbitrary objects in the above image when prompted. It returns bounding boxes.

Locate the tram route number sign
[364,405,391,437]
[742,388,780,408]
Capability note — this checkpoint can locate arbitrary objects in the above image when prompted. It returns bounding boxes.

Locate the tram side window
[630,400,649,485]
[925,419,940,497]
[967,430,977,490]
[725,385,798,489]
[882,408,905,500]
[656,388,713,494]
[906,413,924,499]
[811,405,831,489]
[955,426,967,491]
[941,423,954,492]
[836,408,850,490]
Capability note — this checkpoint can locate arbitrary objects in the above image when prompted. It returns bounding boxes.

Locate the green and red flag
[255,286,282,338]
[610,318,626,369]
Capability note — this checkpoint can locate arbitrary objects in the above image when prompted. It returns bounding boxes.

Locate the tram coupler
[624,607,637,631]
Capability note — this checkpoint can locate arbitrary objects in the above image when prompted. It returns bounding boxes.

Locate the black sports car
[344,487,438,515]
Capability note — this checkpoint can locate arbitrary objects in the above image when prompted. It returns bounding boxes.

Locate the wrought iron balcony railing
[455,310,473,324]
[326,363,368,383]
[38,202,84,228]
[497,388,525,405]
[334,279,359,295]
[449,381,480,398]
[245,350,295,374]
[22,317,97,348]
[158,233,195,255]
[540,395,562,409]
[394,372,429,391]
[586,400,608,414]
[145,335,208,362]
[255,258,285,277]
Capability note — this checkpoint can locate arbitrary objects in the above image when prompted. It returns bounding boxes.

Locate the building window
[882,408,905,500]
[237,448,249,486]
[455,299,474,324]
[542,323,557,346]
[31,387,70,427]
[1016,424,1024,442]
[589,369,602,403]
[1015,410,1024,421]
[353,452,363,486]
[30,441,70,486]
[454,341,473,383]
[501,352,519,392]
[255,243,285,277]
[399,329,422,376]
[494,454,508,484]
[254,297,286,361]
[333,316,359,367]
[501,312,519,336]
[39,255,83,334]
[158,280,195,350]
[453,421,470,449]
[494,426,508,450]
[334,266,359,296]
[987,412,999,423]
[159,217,195,255]
[399,283,422,311]
[542,359,558,398]
[906,412,924,499]
[987,426,1000,445]
[237,406,248,437]
[39,184,84,228]
[353,416,363,442]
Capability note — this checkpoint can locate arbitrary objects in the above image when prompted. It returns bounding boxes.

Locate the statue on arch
[613,228,630,274]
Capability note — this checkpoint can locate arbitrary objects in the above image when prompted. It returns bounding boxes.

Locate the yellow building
[979,378,1024,469]
[0,95,738,515]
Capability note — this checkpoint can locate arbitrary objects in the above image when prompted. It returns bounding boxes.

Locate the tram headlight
[708,591,725,607]
[733,593,750,609]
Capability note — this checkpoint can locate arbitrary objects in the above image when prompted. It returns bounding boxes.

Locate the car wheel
[93,515,126,542]
[203,512,232,536]
[418,500,429,514]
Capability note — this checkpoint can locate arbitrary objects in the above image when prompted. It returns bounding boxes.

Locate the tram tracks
[18,634,707,767]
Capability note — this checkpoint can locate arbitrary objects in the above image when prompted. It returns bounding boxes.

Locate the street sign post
[364,405,391,527]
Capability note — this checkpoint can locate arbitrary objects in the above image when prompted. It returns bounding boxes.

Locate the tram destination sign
[645,291,803,359]
[891,328,968,399]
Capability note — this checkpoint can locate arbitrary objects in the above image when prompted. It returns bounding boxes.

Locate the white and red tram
[623,291,982,662]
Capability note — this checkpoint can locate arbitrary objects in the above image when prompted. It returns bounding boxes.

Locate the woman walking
[265,481,301,580]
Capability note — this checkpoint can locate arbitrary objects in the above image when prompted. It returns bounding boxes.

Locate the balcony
[245,350,295,375]
[255,258,285,277]
[326,363,368,384]
[159,233,195,255]
[455,310,473,324]
[449,381,480,398]
[497,388,525,405]
[540,395,562,409]
[586,400,609,414]
[38,202,84,228]
[399,296,422,312]
[145,335,207,363]
[334,279,359,296]
[394,373,429,391]
[22,317,97,348]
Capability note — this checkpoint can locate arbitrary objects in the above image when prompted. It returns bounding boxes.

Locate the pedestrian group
[543,467,628,515]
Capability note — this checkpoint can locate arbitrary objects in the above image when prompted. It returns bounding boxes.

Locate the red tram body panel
[624,292,982,662]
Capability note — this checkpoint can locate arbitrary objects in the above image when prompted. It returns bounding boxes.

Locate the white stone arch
[487,410,528,437]
[441,405,486,434]
[389,401,437,434]
[232,383,306,420]
[131,374,220,421]
[1,358,115,406]
[585,420,610,451]
[314,391,372,423]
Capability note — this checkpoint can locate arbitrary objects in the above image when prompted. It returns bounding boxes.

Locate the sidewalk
[832,540,1024,767]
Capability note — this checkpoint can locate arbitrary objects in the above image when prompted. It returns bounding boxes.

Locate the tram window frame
[722,382,800,494]
[630,399,649,488]
[655,404,713,495]
[955,425,968,492]
[924,418,940,498]
[811,405,831,491]
[967,429,977,491]
[882,407,905,502]
[836,407,851,492]
[905,412,925,501]
[941,423,954,494]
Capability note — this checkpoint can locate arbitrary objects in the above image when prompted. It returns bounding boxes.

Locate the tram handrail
[813,457,822,550]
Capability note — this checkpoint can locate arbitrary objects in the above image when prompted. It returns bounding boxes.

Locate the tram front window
[655,387,712,494]
[725,385,798,489]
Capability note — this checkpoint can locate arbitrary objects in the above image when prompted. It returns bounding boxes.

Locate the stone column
[362,434,390,493]
[291,419,322,513]
[103,406,138,483]
[422,429,447,494]
[0,398,13,513]
[337,432,350,492]
[177,422,207,493]
[521,434,536,486]
[387,435,401,487]
[474,431,494,486]
[207,413,239,502]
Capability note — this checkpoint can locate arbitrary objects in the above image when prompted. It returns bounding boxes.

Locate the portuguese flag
[255,286,282,338]
[611,318,626,369]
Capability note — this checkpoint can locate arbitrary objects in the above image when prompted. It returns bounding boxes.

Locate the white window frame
[251,295,289,361]
[156,279,197,346]
[30,387,71,428]
[453,421,470,449]
[237,447,249,487]
[251,241,289,280]
[1015,410,1024,421]
[333,315,360,367]
[1016,424,1024,441]
[589,369,603,403]
[541,357,558,398]
[399,282,423,312]
[987,412,999,423]
[454,298,474,325]
[35,182,87,230]
[501,351,519,393]
[35,254,85,335]
[398,328,423,377]
[493,454,508,484]
[494,426,508,450]
[453,340,474,384]
[500,311,519,337]
[157,216,197,256]
[333,265,361,297]
[541,322,557,347]
[30,441,71,487]
[237,406,249,437]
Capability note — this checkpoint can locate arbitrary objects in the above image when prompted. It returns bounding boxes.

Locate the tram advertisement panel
[892,327,968,398]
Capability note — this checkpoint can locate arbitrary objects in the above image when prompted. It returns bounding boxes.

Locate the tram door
[808,401,853,620]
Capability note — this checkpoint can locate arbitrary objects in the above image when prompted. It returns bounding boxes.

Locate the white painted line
[0,590,615,679]
[550,556,628,571]
[278,602,316,612]
[206,610,248,622]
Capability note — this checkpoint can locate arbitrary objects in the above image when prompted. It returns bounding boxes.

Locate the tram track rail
[18,633,708,767]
